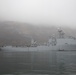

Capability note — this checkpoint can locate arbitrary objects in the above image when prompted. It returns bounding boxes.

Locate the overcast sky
[0,0,76,28]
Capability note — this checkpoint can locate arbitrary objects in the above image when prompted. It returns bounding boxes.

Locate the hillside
[0,21,76,46]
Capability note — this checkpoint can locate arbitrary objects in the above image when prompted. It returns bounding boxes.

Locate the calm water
[0,49,76,75]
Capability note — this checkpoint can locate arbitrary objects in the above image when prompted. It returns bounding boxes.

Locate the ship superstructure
[48,28,76,45]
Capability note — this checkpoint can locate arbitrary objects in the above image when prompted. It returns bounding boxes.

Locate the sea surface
[0,49,76,75]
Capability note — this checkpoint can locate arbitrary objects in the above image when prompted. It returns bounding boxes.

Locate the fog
[1,1,76,74]
[0,0,76,28]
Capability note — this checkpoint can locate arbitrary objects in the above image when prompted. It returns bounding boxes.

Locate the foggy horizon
[1,1,76,75]
[0,0,76,28]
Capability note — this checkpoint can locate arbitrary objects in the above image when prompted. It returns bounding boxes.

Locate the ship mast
[58,28,65,38]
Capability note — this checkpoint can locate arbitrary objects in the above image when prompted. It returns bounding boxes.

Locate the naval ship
[1,28,76,51]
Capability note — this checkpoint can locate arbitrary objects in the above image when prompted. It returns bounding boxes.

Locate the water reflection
[0,50,76,75]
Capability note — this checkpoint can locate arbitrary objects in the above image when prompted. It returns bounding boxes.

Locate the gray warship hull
[1,44,76,52]
[1,28,76,51]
